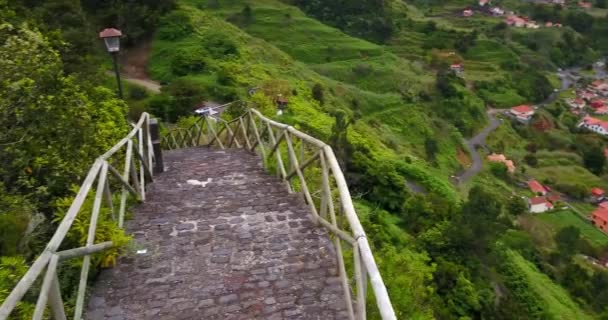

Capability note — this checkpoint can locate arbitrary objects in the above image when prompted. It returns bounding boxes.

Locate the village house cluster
[504,15,562,29]
[525,180,559,213]
[462,0,505,18]
[572,80,608,135]
[523,178,608,235]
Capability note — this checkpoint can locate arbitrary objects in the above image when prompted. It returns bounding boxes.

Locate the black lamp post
[99,28,124,99]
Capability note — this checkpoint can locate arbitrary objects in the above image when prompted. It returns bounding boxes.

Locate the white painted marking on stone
[136,249,147,254]
[186,178,212,187]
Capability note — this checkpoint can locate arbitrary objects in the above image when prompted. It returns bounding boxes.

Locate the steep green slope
[501,249,593,320]
[148,2,462,201]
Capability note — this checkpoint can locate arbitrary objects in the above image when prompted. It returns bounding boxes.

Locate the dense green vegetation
[2,0,608,318]
[0,0,167,317]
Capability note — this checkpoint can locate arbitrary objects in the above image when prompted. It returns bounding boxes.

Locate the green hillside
[4,0,608,319]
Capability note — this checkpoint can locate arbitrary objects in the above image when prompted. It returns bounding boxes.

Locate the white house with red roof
[450,63,464,75]
[578,1,592,8]
[595,106,608,115]
[593,207,608,233]
[567,98,586,109]
[592,188,606,202]
[528,180,547,195]
[490,7,504,16]
[510,105,535,122]
[578,116,608,136]
[579,90,598,101]
[463,9,474,17]
[505,15,526,27]
[525,21,540,29]
[591,80,608,96]
[529,196,553,213]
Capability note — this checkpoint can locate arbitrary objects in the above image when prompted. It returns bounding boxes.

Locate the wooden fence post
[149,118,164,174]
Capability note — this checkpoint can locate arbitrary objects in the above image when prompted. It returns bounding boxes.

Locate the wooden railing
[162,108,397,320]
[0,113,160,320]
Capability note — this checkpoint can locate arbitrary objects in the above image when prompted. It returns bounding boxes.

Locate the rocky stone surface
[85,148,349,320]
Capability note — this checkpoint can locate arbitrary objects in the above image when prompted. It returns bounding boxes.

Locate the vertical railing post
[354,243,366,320]
[321,154,355,320]
[149,118,164,174]
[49,272,67,320]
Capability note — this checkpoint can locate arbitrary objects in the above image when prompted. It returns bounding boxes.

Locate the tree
[425,138,439,162]
[554,226,581,258]
[161,78,208,122]
[451,186,504,256]
[507,196,528,215]
[583,144,605,175]
[490,162,509,180]
[0,24,128,207]
[242,4,253,21]
[312,83,324,105]
[329,110,353,171]
[524,154,538,167]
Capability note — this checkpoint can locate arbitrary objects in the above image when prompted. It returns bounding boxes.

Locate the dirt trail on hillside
[116,38,162,93]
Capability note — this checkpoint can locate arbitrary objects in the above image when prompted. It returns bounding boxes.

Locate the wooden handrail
[161,106,397,320]
[0,112,159,319]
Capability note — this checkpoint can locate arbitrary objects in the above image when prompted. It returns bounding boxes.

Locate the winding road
[455,111,502,184]
[454,66,585,185]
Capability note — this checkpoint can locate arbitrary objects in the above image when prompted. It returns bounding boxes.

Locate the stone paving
[86,148,350,320]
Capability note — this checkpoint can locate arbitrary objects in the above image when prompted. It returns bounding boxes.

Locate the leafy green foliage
[0,185,33,257]
[290,0,396,43]
[81,0,177,45]
[53,188,131,268]
[157,11,194,40]
[0,23,128,208]
[0,256,34,319]
[171,48,208,76]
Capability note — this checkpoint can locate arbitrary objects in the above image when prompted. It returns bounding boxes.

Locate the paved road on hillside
[455,112,502,184]
[453,66,585,185]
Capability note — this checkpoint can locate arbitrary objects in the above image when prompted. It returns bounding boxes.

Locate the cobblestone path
[86,148,349,320]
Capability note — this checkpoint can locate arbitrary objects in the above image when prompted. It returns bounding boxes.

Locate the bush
[554,183,588,199]
[524,154,538,167]
[157,11,194,40]
[312,83,324,105]
[203,33,239,59]
[170,48,207,76]
[128,86,149,100]
[490,162,509,180]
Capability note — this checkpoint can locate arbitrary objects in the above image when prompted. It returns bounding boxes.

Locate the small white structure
[490,7,505,16]
[529,196,553,213]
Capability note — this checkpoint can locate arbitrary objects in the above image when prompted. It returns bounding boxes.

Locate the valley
[2,0,608,319]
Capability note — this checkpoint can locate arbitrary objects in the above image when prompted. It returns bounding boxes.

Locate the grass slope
[505,249,593,320]
[148,2,461,200]
[538,210,608,248]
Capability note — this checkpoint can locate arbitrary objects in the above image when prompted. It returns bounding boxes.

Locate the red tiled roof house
[591,187,606,202]
[529,196,553,213]
[578,116,608,136]
[528,180,547,195]
[510,105,535,122]
[593,208,608,233]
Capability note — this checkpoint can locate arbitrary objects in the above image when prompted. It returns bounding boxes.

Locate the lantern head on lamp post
[99,28,124,99]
